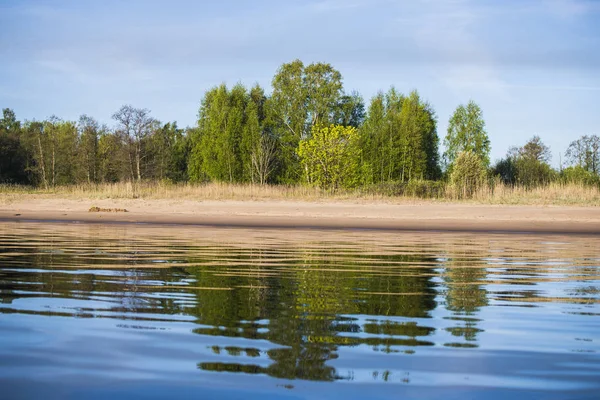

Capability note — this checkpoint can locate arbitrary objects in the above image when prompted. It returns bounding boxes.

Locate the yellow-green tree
[450,150,487,198]
[298,125,361,190]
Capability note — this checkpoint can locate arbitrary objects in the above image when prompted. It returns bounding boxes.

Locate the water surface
[0,222,599,399]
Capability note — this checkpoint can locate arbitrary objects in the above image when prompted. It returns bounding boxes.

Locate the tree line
[1,60,598,190]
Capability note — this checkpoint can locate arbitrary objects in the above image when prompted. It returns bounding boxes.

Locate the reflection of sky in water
[0,222,599,399]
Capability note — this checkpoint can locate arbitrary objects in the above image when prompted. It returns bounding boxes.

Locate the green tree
[519,135,551,163]
[445,101,490,169]
[22,121,48,188]
[23,117,79,187]
[171,127,190,182]
[360,88,405,183]
[298,125,361,190]
[333,91,365,128]
[148,122,188,182]
[240,84,270,183]
[187,126,205,182]
[450,151,487,198]
[514,156,555,187]
[196,85,229,181]
[561,165,600,186]
[270,60,344,183]
[0,108,29,184]
[360,92,386,184]
[271,60,307,183]
[513,136,554,187]
[361,89,440,183]
[303,62,343,129]
[397,91,440,181]
[98,130,126,183]
[491,157,516,185]
[77,115,100,184]
[192,84,248,183]
[565,135,599,175]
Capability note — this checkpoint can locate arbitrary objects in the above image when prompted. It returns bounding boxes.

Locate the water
[0,222,598,399]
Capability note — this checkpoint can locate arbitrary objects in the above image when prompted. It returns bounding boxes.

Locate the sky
[1,0,599,165]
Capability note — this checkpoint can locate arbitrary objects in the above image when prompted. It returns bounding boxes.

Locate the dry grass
[1,181,599,206]
[468,182,600,206]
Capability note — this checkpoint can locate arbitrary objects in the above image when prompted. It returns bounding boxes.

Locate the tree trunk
[135,141,142,182]
[51,141,55,187]
[128,149,135,182]
[37,136,48,189]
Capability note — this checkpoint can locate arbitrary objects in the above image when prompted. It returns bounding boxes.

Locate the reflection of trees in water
[6,226,600,383]
[0,231,190,316]
[0,237,438,382]
[190,247,437,381]
[441,239,489,346]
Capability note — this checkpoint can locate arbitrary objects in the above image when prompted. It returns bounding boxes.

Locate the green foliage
[333,91,365,128]
[270,60,344,183]
[360,92,387,183]
[514,156,556,188]
[98,131,124,182]
[193,84,243,182]
[491,157,516,184]
[240,86,268,183]
[188,83,273,184]
[450,151,487,198]
[304,62,343,128]
[148,122,188,182]
[49,119,79,186]
[360,88,440,184]
[0,108,29,184]
[565,135,599,175]
[271,60,309,183]
[298,125,361,190]
[519,135,551,163]
[363,180,445,198]
[20,117,80,187]
[398,91,440,181]
[7,59,591,200]
[560,166,600,186]
[186,126,207,183]
[445,101,490,169]
[495,136,556,188]
[77,115,100,184]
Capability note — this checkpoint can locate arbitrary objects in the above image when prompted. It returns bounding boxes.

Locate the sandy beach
[0,198,599,234]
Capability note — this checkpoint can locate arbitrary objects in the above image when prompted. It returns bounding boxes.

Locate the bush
[450,151,487,198]
[491,157,516,184]
[405,180,445,198]
[361,180,445,198]
[561,166,600,186]
[514,157,556,188]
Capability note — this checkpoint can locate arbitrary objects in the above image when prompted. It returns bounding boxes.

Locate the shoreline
[1,199,599,234]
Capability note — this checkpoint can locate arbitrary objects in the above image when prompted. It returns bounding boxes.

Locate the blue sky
[1,0,599,165]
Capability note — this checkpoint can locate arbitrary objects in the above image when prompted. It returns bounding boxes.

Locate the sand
[0,198,599,234]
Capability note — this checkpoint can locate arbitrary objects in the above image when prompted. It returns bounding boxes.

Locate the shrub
[561,166,600,186]
[360,180,445,198]
[514,157,556,188]
[450,151,487,198]
[491,157,516,184]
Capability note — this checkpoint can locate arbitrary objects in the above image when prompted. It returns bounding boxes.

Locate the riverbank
[1,197,599,234]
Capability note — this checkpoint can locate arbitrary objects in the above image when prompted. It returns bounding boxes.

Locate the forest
[1,60,599,197]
